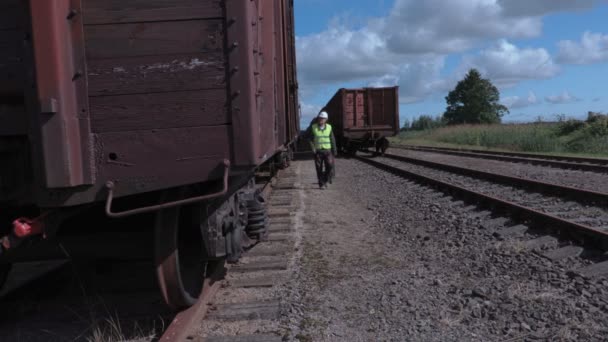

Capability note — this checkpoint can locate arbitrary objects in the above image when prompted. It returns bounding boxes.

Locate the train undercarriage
[0,149,292,309]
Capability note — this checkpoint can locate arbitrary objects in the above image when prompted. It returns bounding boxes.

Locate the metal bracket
[104,160,231,218]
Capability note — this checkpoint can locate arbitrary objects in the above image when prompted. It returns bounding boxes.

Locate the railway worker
[306,111,337,189]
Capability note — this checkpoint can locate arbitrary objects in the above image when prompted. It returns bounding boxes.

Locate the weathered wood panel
[84,20,223,60]
[83,0,223,24]
[0,30,24,95]
[90,89,229,133]
[0,0,21,31]
[87,53,225,96]
[0,30,22,64]
[97,125,232,196]
[0,105,27,135]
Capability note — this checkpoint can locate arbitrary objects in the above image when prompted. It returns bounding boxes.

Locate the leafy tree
[400,118,411,132]
[444,69,508,125]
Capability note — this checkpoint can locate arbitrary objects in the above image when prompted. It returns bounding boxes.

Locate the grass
[86,315,158,342]
[392,120,608,158]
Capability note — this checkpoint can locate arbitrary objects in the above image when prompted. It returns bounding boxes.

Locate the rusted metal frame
[393,86,400,135]
[28,0,93,188]
[104,160,231,218]
[274,0,287,145]
[383,152,608,206]
[258,0,279,160]
[367,89,374,138]
[356,156,608,247]
[396,145,608,173]
[225,0,259,166]
[285,0,299,141]
[404,145,608,166]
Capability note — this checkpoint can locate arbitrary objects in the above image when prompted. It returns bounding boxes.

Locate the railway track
[0,168,297,342]
[395,145,608,173]
[160,168,299,341]
[355,152,608,250]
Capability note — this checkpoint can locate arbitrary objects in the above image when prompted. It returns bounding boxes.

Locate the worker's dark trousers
[314,150,334,186]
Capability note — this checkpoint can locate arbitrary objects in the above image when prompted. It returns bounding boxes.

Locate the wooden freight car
[0,0,299,309]
[323,87,399,154]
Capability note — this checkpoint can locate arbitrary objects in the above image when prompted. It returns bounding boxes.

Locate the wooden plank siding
[84,20,223,59]
[82,0,228,133]
[82,0,222,24]
[87,53,225,96]
[90,89,228,133]
[0,29,24,95]
[0,0,21,31]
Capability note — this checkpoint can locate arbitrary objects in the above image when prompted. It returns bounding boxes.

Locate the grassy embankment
[392,116,608,157]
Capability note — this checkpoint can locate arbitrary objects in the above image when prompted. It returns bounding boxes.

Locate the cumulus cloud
[556,31,608,64]
[459,40,559,87]
[296,25,396,85]
[498,0,600,17]
[545,91,581,104]
[295,0,601,109]
[502,92,538,109]
[382,0,543,54]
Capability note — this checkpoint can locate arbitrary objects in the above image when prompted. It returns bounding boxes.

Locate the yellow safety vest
[312,123,332,150]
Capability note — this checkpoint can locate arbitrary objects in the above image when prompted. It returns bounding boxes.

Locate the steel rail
[355,155,608,247]
[160,263,226,341]
[382,152,608,206]
[395,145,608,172]
[160,166,285,341]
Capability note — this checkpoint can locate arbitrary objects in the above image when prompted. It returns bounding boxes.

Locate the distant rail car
[0,0,299,309]
[323,87,400,155]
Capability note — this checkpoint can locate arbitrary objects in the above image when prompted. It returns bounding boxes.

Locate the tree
[444,69,508,125]
[400,118,411,132]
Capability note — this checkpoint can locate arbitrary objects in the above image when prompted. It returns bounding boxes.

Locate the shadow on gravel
[0,260,172,342]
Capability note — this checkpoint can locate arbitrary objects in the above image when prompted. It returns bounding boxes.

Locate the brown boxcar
[323,87,399,154]
[0,0,299,309]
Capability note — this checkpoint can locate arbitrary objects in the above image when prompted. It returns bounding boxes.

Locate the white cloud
[498,0,600,17]
[295,0,602,111]
[382,0,543,54]
[300,102,322,126]
[459,40,559,87]
[502,92,538,108]
[296,25,396,85]
[545,91,581,104]
[557,31,608,65]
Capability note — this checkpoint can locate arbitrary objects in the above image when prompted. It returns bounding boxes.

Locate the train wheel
[155,204,216,310]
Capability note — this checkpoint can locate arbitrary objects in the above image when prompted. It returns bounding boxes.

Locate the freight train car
[0,0,299,309]
[323,87,399,155]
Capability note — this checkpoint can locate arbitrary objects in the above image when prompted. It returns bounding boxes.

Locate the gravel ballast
[390,148,608,194]
[280,158,608,341]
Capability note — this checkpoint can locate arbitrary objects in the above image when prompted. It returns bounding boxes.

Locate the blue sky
[294,0,608,126]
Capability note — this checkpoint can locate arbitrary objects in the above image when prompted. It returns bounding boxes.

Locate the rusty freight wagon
[0,0,299,309]
[324,87,399,155]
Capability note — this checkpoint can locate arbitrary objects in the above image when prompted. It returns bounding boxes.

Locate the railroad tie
[493,224,528,239]
[230,276,281,289]
[204,334,283,342]
[207,301,280,322]
[232,259,288,273]
[543,246,584,261]
[523,236,559,251]
[572,261,608,278]
[481,217,510,230]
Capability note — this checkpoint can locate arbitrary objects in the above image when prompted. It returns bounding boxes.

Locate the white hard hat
[318,111,329,119]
